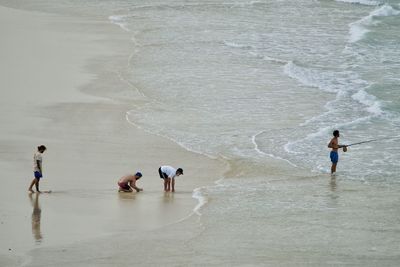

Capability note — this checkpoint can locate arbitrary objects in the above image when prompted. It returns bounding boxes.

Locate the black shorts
[158,167,168,179]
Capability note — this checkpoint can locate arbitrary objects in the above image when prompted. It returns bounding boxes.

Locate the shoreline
[0,4,226,265]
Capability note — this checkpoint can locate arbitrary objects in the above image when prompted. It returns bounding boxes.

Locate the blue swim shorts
[34,171,42,179]
[330,151,339,164]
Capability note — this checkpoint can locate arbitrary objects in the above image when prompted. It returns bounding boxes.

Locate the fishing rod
[346,136,400,147]
[346,139,378,147]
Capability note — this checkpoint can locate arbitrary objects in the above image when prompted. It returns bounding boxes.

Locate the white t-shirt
[33,152,43,172]
[160,166,177,179]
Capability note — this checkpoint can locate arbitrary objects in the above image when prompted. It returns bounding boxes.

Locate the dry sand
[0,5,226,266]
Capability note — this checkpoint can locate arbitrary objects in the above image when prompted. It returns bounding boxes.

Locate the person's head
[333,130,340,138]
[176,168,183,176]
[38,145,47,153]
[135,172,143,180]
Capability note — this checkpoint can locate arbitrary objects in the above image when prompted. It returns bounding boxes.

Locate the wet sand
[0,5,225,266]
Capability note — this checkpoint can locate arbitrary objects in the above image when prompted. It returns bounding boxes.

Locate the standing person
[28,145,47,193]
[117,172,143,192]
[328,130,347,175]
[158,166,183,192]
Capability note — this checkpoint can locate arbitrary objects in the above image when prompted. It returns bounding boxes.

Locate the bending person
[158,165,183,192]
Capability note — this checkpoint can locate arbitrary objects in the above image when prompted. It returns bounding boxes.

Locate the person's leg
[160,168,169,192]
[28,179,36,193]
[164,178,168,191]
[331,163,337,174]
[166,178,171,191]
[118,182,132,192]
[330,151,338,174]
[119,187,132,192]
[171,178,175,192]
[118,186,131,192]
[35,178,41,193]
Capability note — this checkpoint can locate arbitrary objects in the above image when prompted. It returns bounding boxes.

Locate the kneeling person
[118,172,143,192]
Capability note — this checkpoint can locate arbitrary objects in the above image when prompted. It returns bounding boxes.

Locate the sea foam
[351,90,383,115]
[109,15,130,32]
[335,0,381,6]
[283,61,383,118]
[251,131,297,167]
[349,4,400,43]
[283,61,341,93]
[192,187,208,216]
[223,41,254,50]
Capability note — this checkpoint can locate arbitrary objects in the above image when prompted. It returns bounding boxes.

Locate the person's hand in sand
[117,172,143,192]
[158,166,183,192]
[28,145,47,193]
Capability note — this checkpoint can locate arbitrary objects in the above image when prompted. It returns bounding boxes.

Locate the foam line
[348,4,400,43]
[109,15,131,32]
[251,131,298,167]
[335,0,381,6]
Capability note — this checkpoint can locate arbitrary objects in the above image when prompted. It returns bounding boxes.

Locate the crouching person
[117,172,143,192]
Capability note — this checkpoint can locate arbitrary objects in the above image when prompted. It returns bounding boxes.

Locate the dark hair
[135,172,142,179]
[333,130,339,137]
[176,168,183,175]
[38,145,47,152]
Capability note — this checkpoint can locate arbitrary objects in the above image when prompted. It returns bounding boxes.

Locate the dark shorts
[330,151,339,164]
[118,182,130,190]
[158,167,168,179]
[34,171,42,179]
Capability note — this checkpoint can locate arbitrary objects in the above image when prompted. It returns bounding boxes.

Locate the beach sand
[0,5,225,266]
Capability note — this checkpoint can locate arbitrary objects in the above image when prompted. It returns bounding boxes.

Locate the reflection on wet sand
[330,177,337,192]
[163,192,175,204]
[117,191,137,200]
[29,193,42,243]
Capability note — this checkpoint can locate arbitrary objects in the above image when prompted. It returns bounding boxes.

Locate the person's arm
[129,180,142,192]
[328,139,335,148]
[37,160,42,173]
[336,140,346,149]
[328,139,345,149]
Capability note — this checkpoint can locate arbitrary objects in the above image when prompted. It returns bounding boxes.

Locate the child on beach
[158,165,183,192]
[28,145,47,193]
[328,130,347,175]
[117,172,143,192]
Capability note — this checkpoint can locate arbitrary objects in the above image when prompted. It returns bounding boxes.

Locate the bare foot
[119,189,132,193]
[28,189,34,193]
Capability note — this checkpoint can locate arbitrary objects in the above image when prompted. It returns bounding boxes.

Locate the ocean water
[106,0,400,182]
[2,0,400,264]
